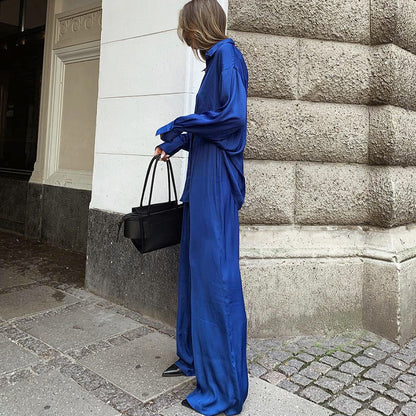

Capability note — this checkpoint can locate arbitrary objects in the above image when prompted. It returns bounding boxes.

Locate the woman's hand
[154,145,169,162]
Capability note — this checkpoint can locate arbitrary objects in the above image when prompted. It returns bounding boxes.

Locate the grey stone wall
[0,178,89,253]
[228,0,416,343]
[228,1,416,228]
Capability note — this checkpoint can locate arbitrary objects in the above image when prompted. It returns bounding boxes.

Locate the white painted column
[90,0,229,213]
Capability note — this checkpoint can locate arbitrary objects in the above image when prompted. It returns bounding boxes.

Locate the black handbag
[116,154,184,253]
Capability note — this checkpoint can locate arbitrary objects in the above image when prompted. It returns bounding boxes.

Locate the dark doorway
[0,0,47,179]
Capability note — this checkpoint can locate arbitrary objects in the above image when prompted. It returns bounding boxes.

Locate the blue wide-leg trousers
[174,190,249,416]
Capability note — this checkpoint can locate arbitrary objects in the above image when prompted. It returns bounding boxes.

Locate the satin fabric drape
[155,38,249,416]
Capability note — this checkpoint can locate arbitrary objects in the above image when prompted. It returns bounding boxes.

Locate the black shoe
[162,363,185,377]
[181,398,193,409]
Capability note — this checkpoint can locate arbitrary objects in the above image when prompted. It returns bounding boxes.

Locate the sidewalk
[0,230,415,416]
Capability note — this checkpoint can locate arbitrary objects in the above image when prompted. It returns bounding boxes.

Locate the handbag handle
[167,156,179,203]
[140,155,180,216]
[147,156,180,213]
[140,155,168,207]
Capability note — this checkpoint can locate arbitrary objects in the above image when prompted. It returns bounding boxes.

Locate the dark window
[0,0,47,178]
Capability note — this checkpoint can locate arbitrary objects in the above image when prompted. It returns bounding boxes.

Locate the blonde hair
[177,0,228,62]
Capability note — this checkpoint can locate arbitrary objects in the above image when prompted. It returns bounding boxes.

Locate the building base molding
[85,208,181,327]
[85,209,416,344]
[240,224,416,344]
[25,182,91,252]
[0,177,90,253]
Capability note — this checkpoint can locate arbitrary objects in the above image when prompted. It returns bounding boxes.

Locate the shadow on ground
[0,229,85,287]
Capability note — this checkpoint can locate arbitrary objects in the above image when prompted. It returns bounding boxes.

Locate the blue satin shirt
[155,37,248,210]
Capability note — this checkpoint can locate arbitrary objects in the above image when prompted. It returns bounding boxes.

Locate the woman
[154,1,249,415]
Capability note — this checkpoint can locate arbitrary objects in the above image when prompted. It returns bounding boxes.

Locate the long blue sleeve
[153,37,248,210]
[159,129,181,143]
[155,64,247,142]
[155,132,191,157]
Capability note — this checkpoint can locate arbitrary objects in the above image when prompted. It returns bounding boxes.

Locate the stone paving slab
[0,368,119,416]
[0,333,41,374]
[160,375,332,416]
[78,331,194,403]
[0,284,79,320]
[15,301,141,351]
[4,230,416,416]
[0,267,35,289]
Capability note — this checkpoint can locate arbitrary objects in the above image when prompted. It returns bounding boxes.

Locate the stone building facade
[1,0,415,345]
[226,0,416,344]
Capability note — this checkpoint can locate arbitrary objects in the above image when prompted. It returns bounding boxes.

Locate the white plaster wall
[90,0,228,213]
[55,0,100,13]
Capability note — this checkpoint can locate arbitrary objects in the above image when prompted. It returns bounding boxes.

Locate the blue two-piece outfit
[155,38,249,416]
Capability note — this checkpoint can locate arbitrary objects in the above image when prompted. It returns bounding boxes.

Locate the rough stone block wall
[228,0,416,229]
[227,0,416,341]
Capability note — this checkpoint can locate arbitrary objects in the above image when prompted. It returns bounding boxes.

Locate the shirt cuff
[157,140,181,156]
[160,129,181,142]
[155,121,175,136]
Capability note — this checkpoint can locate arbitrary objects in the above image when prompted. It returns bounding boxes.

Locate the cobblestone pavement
[248,327,416,415]
[1,230,416,415]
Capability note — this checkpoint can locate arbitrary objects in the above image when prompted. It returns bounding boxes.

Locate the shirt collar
[205,38,234,60]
